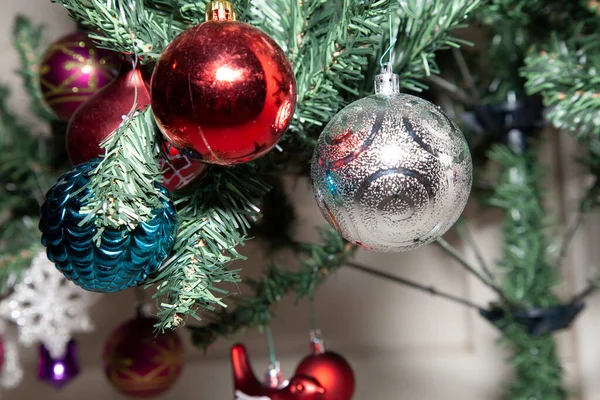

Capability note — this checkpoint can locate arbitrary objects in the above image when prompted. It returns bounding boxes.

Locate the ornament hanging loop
[205,0,237,21]
[309,329,326,355]
[379,8,396,69]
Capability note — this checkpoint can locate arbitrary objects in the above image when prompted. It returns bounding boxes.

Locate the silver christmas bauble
[311,68,472,252]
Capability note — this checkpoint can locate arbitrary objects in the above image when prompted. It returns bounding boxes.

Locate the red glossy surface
[151,21,296,166]
[66,61,152,165]
[295,352,355,400]
[231,344,325,399]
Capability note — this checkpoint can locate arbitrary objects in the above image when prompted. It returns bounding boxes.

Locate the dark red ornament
[66,60,206,190]
[150,8,296,166]
[40,32,119,120]
[103,316,184,397]
[231,344,325,400]
[294,332,355,400]
[66,60,151,165]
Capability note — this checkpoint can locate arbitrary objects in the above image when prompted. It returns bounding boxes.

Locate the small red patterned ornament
[231,344,325,400]
[151,1,296,166]
[294,331,355,400]
[160,143,207,191]
[40,32,119,120]
[103,316,184,397]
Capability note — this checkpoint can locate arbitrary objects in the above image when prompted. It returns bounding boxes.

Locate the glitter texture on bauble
[311,64,472,252]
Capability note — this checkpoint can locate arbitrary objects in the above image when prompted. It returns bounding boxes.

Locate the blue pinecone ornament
[39,159,178,292]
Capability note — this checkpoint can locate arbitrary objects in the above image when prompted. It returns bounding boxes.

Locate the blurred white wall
[1,2,599,400]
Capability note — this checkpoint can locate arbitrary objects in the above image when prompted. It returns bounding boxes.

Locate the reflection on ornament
[151,1,297,165]
[37,340,80,388]
[311,64,472,252]
[39,32,119,120]
[0,252,99,358]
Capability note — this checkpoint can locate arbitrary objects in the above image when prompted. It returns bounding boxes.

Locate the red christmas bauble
[40,32,119,120]
[160,143,207,191]
[103,316,184,397]
[150,20,296,166]
[295,352,355,400]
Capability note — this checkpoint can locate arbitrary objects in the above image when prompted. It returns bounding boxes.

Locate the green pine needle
[12,16,56,121]
[151,165,270,331]
[188,228,355,349]
[522,32,600,140]
[79,108,165,236]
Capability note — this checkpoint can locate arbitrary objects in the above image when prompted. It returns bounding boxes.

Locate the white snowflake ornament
[0,321,23,389]
[0,251,101,358]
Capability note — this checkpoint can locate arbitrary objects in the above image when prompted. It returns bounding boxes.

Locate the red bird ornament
[231,344,325,400]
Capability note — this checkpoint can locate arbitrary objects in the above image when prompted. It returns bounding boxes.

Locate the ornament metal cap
[205,1,237,21]
[375,63,400,96]
[264,361,284,388]
[309,329,326,355]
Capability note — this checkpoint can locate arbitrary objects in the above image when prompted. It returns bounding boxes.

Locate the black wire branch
[456,223,496,281]
[436,237,511,304]
[557,177,600,268]
[427,74,476,105]
[452,47,481,102]
[571,282,598,304]
[346,261,484,311]
[556,212,583,269]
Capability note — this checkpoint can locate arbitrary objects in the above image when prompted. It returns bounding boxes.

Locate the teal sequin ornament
[39,159,178,293]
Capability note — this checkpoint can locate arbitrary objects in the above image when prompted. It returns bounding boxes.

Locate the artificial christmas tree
[0,0,599,398]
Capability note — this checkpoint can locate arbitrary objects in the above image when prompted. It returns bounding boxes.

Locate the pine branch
[188,229,356,349]
[152,165,270,331]
[0,86,52,238]
[145,0,252,24]
[501,322,565,400]
[12,16,56,121]
[54,0,190,61]
[248,0,389,151]
[522,32,600,139]
[78,108,165,238]
[488,140,560,308]
[0,84,53,293]
[393,0,481,93]
[487,136,566,399]
[53,0,253,62]
[475,0,594,28]
[0,245,39,296]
